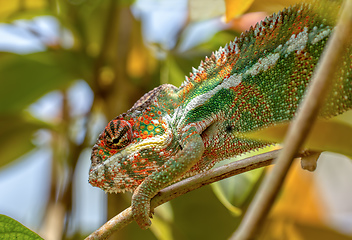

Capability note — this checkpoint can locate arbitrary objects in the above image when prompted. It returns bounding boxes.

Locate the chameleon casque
[89,1,352,229]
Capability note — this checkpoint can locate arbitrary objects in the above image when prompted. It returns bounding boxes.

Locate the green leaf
[171,186,238,239]
[211,182,242,216]
[0,214,43,240]
[198,30,240,51]
[0,51,89,113]
[0,114,49,168]
[212,159,264,207]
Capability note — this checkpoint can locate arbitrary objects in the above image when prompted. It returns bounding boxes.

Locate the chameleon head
[88,110,175,193]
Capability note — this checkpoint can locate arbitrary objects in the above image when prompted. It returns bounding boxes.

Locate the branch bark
[231,1,352,239]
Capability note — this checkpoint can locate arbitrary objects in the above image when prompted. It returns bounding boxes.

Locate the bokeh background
[0,0,352,239]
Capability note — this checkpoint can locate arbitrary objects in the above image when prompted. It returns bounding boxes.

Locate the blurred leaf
[211,146,276,211]
[270,160,323,224]
[225,0,255,21]
[0,0,49,22]
[331,109,352,126]
[164,54,188,86]
[241,117,352,158]
[189,0,225,21]
[247,0,314,15]
[58,0,136,58]
[127,43,150,79]
[0,51,90,113]
[198,30,239,51]
[211,182,242,216]
[127,20,157,82]
[259,160,352,240]
[0,114,49,168]
[212,159,264,207]
[171,186,238,239]
[189,0,315,22]
[58,0,109,54]
[0,214,43,239]
[150,203,173,240]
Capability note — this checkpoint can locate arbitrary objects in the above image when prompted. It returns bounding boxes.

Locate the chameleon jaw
[89,150,130,193]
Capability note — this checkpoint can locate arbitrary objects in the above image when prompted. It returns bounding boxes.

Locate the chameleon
[89,1,352,229]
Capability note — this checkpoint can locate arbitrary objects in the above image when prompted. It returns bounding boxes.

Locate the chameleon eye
[104,120,133,149]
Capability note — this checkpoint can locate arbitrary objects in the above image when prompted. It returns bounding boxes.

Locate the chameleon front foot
[131,193,152,229]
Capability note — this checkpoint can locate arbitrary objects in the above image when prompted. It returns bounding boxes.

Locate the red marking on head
[141,133,148,139]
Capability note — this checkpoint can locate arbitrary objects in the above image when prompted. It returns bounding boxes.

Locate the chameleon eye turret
[104,119,133,149]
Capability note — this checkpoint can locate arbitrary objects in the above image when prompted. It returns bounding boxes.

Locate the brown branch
[231,1,352,239]
[85,149,283,240]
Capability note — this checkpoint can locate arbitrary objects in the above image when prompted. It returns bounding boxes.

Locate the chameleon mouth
[88,150,139,193]
[89,149,132,179]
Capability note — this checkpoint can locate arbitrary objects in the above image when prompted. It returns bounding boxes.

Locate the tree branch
[85,149,283,240]
[231,1,352,239]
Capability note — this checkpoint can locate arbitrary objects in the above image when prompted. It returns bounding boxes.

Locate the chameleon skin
[89,3,352,229]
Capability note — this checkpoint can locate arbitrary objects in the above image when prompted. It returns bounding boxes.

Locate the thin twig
[85,149,283,240]
[231,1,352,239]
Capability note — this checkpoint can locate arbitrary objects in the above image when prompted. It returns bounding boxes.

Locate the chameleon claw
[149,210,154,218]
[135,214,152,229]
[131,192,153,229]
[132,200,155,228]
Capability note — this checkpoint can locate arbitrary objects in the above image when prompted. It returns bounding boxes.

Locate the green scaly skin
[89,2,352,229]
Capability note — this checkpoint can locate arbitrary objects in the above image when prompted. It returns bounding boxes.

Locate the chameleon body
[89,2,352,229]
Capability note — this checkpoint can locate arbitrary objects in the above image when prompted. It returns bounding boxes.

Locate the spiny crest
[179,3,311,89]
[180,39,241,88]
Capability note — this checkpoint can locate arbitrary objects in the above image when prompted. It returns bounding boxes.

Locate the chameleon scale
[89,2,352,229]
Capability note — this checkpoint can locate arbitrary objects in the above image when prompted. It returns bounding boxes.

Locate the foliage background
[0,0,352,239]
